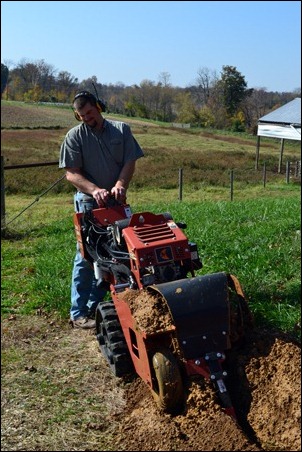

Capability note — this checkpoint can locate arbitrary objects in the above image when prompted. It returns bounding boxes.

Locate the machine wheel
[95,301,134,377]
[151,348,184,415]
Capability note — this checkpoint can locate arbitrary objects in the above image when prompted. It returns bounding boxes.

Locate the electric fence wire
[2,174,66,229]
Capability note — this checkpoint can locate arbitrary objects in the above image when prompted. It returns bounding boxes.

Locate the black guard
[148,272,231,359]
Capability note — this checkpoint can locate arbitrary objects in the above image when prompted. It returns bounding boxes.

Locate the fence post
[1,156,5,229]
[294,160,300,177]
[255,136,260,170]
[278,138,285,173]
[286,161,290,183]
[263,162,267,187]
[230,169,234,201]
[178,168,183,201]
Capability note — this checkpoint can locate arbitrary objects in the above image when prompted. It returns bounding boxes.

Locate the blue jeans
[70,192,107,320]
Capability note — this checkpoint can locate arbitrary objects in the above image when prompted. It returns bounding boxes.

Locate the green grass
[2,194,300,340]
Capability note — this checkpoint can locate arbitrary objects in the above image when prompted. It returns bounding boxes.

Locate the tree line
[1,59,300,132]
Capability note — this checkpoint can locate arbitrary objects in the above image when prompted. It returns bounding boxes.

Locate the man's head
[73,91,104,127]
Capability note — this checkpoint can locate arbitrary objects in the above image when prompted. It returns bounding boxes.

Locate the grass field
[1,100,301,198]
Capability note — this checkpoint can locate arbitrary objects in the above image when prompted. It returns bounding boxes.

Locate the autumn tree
[175,91,200,125]
[8,59,56,101]
[1,63,9,96]
[56,71,78,102]
[157,72,174,122]
[195,66,218,107]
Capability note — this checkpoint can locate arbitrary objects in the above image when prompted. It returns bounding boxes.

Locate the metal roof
[258,98,301,125]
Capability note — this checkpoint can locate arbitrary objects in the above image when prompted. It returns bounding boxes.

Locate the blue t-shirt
[59,119,144,190]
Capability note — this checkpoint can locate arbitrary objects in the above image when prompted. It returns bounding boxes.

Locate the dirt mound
[113,327,300,451]
[1,316,300,451]
[115,378,260,451]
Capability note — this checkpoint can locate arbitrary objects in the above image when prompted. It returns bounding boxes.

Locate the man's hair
[73,91,98,110]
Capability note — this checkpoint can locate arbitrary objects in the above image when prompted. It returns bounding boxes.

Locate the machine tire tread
[95,301,134,377]
[152,348,184,415]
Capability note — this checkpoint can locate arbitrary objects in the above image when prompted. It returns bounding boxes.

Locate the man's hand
[111,186,126,203]
[92,188,110,206]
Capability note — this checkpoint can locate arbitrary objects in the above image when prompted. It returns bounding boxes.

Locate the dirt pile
[119,288,175,334]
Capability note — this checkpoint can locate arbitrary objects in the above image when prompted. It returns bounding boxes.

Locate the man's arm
[112,160,136,201]
[115,160,136,189]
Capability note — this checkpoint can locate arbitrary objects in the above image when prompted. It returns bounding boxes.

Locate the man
[59,91,144,329]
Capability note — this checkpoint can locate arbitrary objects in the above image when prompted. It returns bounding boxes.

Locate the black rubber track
[95,301,134,377]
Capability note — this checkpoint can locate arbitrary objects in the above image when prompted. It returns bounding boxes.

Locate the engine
[73,203,203,291]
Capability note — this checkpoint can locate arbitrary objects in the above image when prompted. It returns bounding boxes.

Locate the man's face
[74,102,100,128]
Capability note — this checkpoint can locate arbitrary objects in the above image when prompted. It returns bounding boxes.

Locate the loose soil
[1,312,301,452]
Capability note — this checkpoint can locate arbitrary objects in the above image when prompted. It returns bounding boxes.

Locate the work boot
[70,316,96,329]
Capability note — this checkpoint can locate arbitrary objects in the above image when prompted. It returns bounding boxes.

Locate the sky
[1,1,301,92]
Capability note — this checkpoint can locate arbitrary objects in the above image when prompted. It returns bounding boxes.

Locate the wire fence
[1,157,301,231]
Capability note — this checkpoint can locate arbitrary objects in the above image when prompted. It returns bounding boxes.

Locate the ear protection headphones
[73,90,107,121]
